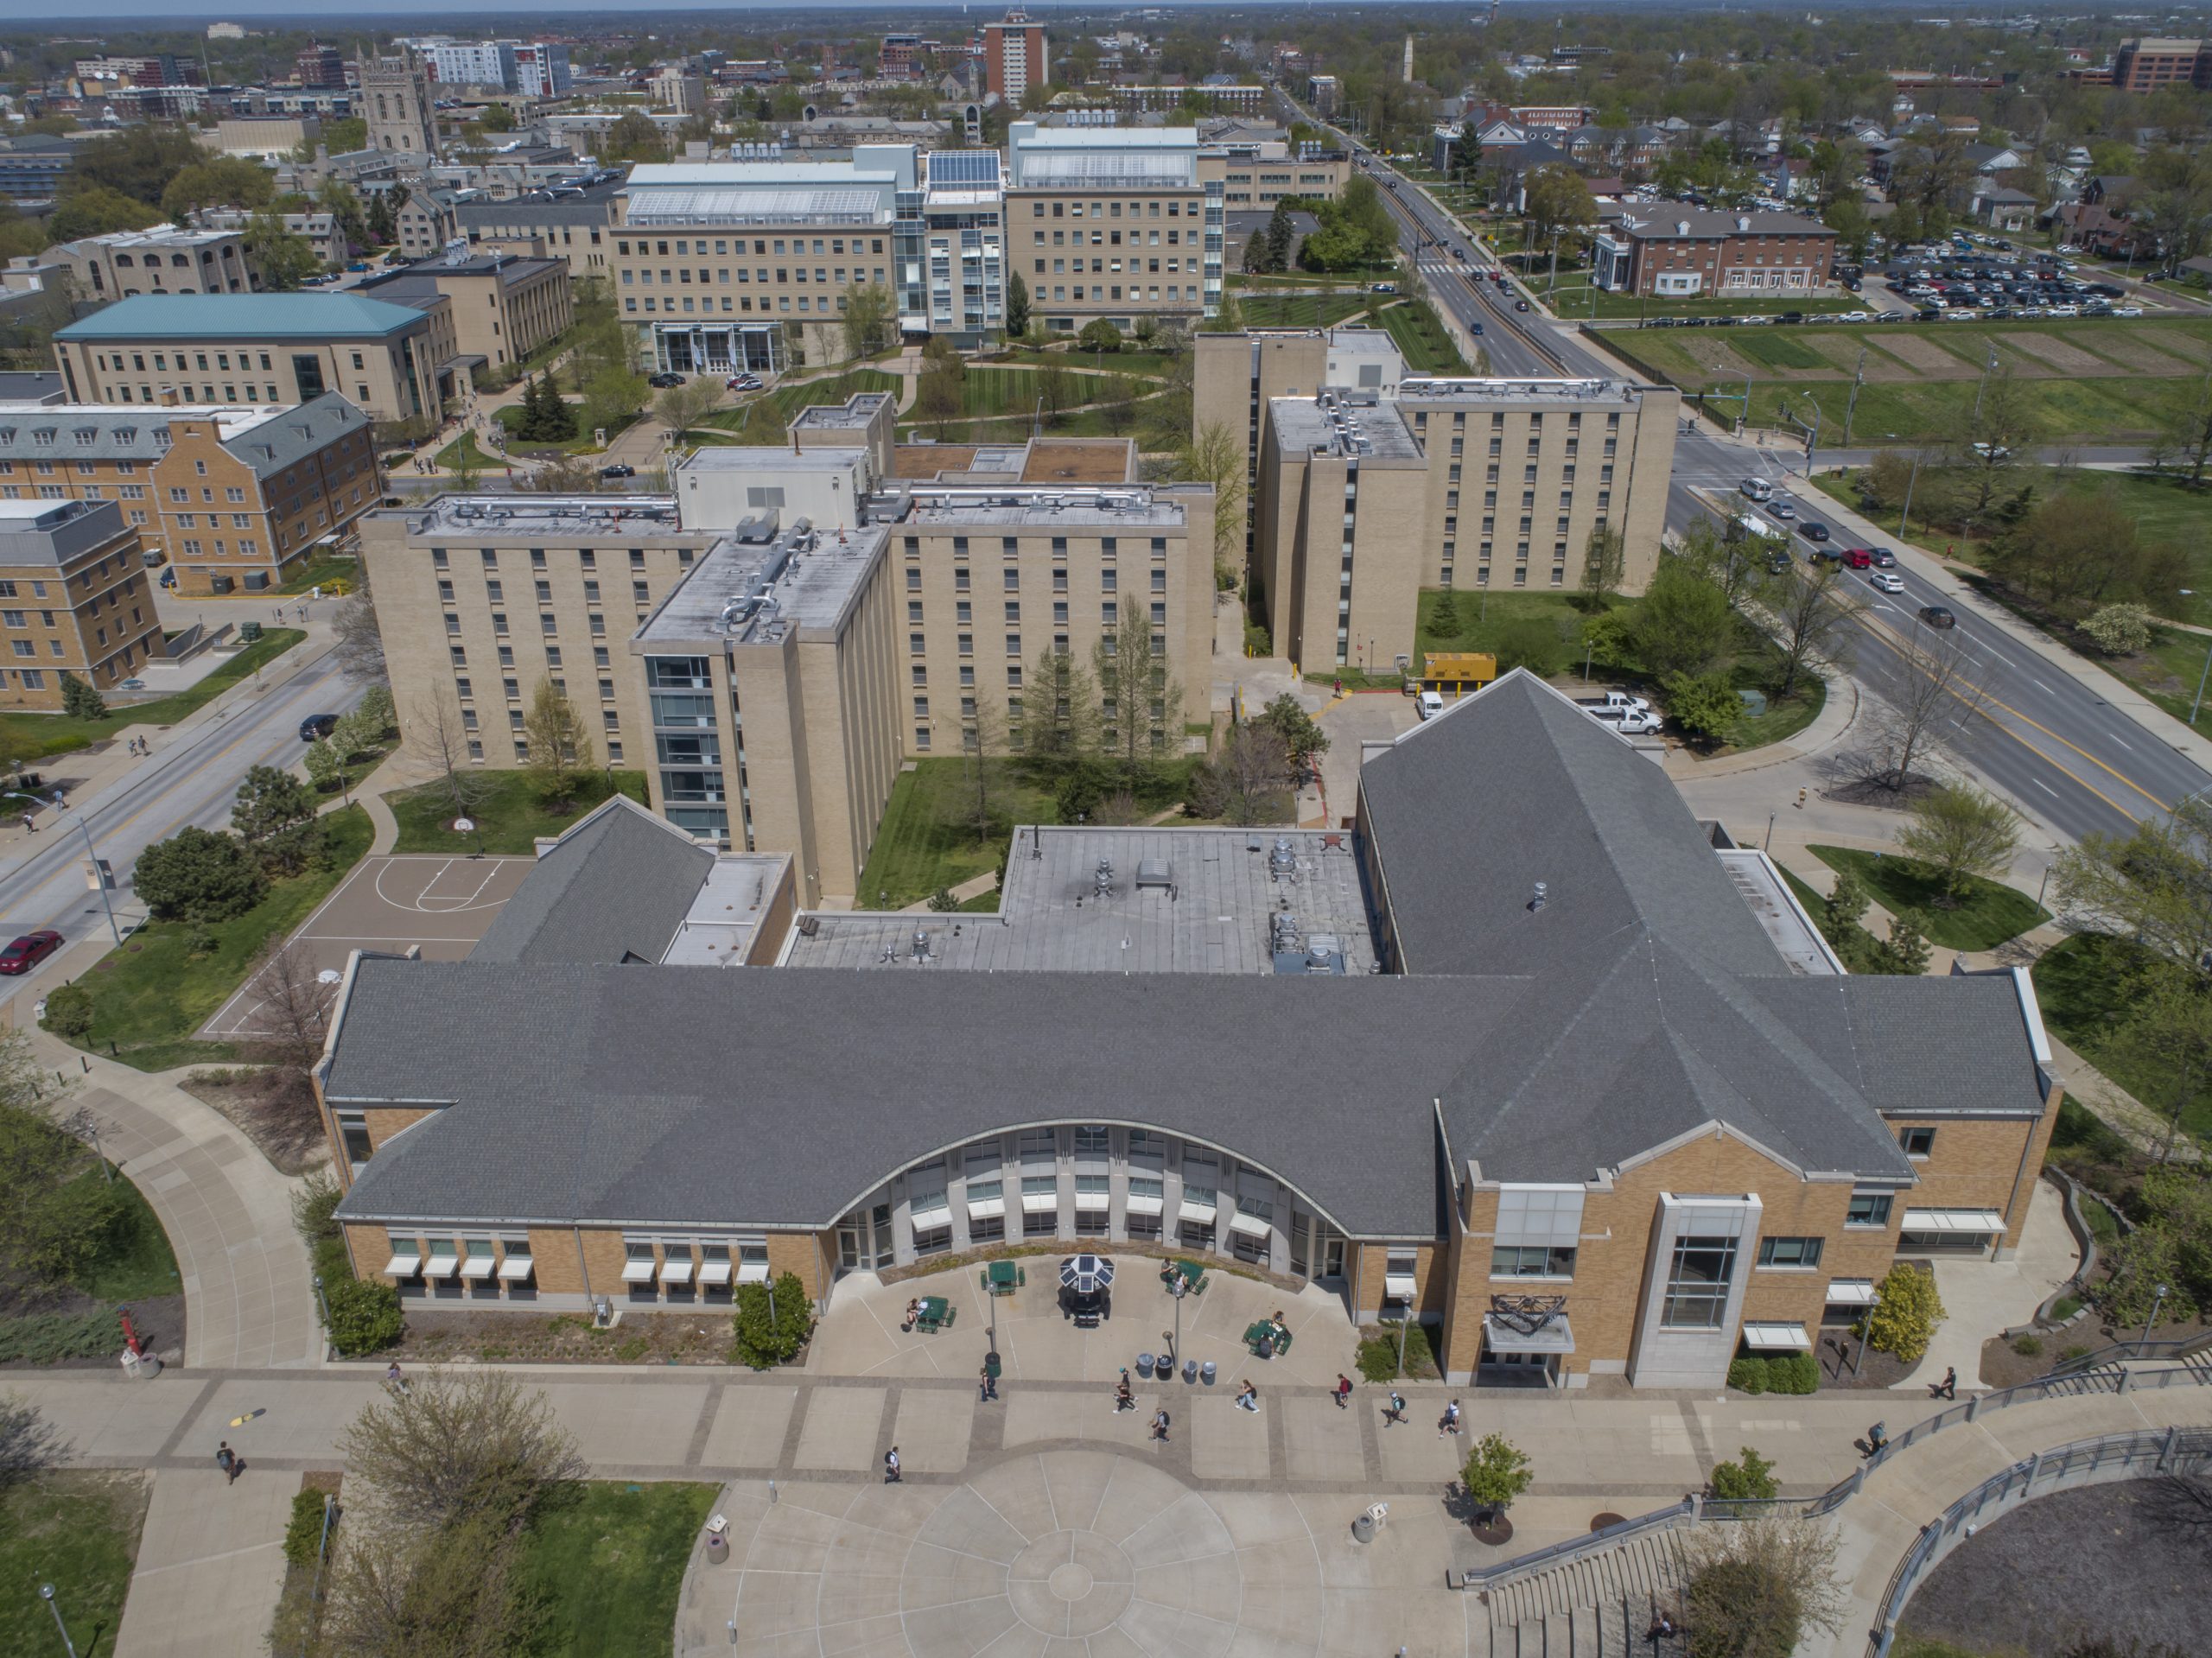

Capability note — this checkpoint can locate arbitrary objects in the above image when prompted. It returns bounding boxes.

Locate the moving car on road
[0,930,62,975]
[299,714,338,742]
[1796,521,1832,542]
[1870,572,1905,594]
[1918,605,1958,629]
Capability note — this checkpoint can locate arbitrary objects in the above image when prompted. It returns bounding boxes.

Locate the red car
[1842,548,1874,569]
[0,929,62,975]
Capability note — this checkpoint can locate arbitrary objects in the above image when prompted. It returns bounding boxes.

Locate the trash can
[1182,1357,1198,1384]
[985,1350,1001,1381]
[1136,1352,1154,1378]
[1351,1511,1376,1545]
[705,1532,729,1566]
[1201,1360,1217,1386]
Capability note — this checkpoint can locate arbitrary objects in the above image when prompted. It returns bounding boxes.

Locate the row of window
[618,237,888,258]
[622,264,891,289]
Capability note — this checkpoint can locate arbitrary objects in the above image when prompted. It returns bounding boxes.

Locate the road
[0,641,362,1009]
[1283,95,2211,846]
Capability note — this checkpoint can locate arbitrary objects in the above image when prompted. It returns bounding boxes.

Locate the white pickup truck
[1578,690,1650,715]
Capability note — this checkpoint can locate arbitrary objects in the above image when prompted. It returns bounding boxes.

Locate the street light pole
[40,1584,77,1658]
[2143,1282,2169,1352]
[2,791,120,946]
[1897,455,1924,542]
[2191,637,2212,727]
[1843,345,1866,446]
[312,1274,333,1361]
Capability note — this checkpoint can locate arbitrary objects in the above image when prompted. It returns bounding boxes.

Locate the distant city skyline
[27,0,1276,18]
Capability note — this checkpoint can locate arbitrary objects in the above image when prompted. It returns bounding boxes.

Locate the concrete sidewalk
[113,1466,296,1658]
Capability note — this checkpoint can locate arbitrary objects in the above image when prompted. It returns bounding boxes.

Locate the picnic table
[1161,1257,1209,1295]
[1244,1319,1292,1357]
[981,1261,1025,1296]
[915,1296,955,1332]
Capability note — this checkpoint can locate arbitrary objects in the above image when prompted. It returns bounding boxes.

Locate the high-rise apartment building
[296,44,346,92]
[2111,37,2212,92]
[982,10,1048,102]
[512,43,572,98]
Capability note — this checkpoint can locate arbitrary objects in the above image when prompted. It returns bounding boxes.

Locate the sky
[46,0,1243,17]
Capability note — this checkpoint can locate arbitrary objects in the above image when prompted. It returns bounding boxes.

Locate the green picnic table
[981,1261,1025,1295]
[916,1295,955,1332]
[1244,1319,1291,1357]
[1162,1257,1209,1295]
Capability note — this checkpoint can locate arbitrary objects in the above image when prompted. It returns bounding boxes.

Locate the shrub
[283,1488,334,1569]
[322,1275,402,1356]
[1077,320,1122,353]
[290,1167,343,1247]
[1768,1351,1821,1394]
[1355,1334,1401,1383]
[134,825,266,922]
[730,1270,814,1369]
[1459,1432,1534,1515]
[2012,1333,2044,1356]
[2079,602,2153,657]
[1727,1356,1769,1394]
[2050,1294,2082,1321]
[40,983,94,1039]
[1709,1444,1779,1501]
[1865,1262,1946,1364]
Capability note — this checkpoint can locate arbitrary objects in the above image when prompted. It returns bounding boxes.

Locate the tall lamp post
[2143,1282,2169,1353]
[2,791,121,947]
[39,1584,77,1658]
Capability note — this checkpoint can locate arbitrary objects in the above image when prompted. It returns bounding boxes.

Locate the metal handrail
[2044,1331,2212,1376]
[1449,1498,1695,1591]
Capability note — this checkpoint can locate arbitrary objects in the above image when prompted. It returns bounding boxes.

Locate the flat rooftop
[1271,393,1422,461]
[1395,377,1643,406]
[791,391,892,429]
[893,443,977,476]
[394,496,710,545]
[637,517,888,647]
[1022,439,1136,484]
[783,826,1381,975]
[889,486,1186,529]
[1715,849,1843,976]
[658,852,792,967]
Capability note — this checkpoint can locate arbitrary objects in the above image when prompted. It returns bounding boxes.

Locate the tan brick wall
[1886,1111,2053,1246]
[362,1105,436,1154]
[1354,1239,1446,1318]
[1007,184,1211,325]
[527,1227,587,1294]
[341,1221,391,1279]
[768,1231,826,1301]
[574,1227,629,1299]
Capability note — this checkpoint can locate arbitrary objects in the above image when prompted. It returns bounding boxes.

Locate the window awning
[910,1198,950,1228]
[1075,1191,1110,1212]
[459,1254,496,1280]
[422,1254,460,1280]
[1483,1312,1573,1355]
[967,1197,1006,1219]
[1902,1208,2005,1235]
[659,1257,695,1286]
[1021,1191,1060,1213]
[1179,1198,1217,1223]
[1824,1278,1877,1306]
[1384,1272,1418,1302]
[620,1257,657,1283]
[1742,1322,1813,1352]
[1229,1212,1272,1239]
[736,1261,770,1284]
[697,1260,733,1286]
[1125,1193,1164,1216]
[383,1251,422,1277]
[497,1255,534,1280]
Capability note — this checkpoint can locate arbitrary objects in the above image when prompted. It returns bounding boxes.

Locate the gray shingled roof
[467,796,714,966]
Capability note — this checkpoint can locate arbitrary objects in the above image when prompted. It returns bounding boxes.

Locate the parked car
[599,463,636,480]
[1917,604,1958,629]
[298,713,338,742]
[1870,571,1905,594]
[1797,521,1832,542]
[647,372,686,388]
[0,930,61,975]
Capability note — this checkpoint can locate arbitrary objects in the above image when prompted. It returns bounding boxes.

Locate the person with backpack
[1151,1406,1171,1442]
[1333,1374,1353,1409]
[1382,1391,1407,1427]
[1439,1398,1462,1438]
[1114,1371,1135,1412]
[883,1445,901,1483]
[216,1441,241,1484]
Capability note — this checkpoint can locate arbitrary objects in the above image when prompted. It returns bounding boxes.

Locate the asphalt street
[1290,102,2210,847]
[0,641,363,1010]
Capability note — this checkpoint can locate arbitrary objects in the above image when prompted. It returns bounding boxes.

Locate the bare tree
[1679,1515,1848,1658]
[1094,606,1185,774]
[515,453,607,493]
[652,377,723,441]
[1217,720,1292,826]
[413,683,492,823]
[320,1508,541,1658]
[339,1368,584,1535]
[1580,522,1627,610]
[0,1392,64,1493]
[522,680,594,806]
[250,936,340,1069]
[2055,793,2212,975]
[962,696,1007,843]
[1027,645,1099,765]
[1768,559,1859,700]
[332,579,386,684]
[1179,419,1247,586]
[1860,628,1987,793]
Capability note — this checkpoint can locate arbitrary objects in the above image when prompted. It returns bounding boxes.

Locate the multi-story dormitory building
[1194,327,1678,674]
[0,499,166,709]
[360,391,1215,903]
[313,670,2064,1390]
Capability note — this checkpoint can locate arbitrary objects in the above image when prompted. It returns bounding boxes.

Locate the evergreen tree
[1004,270,1030,340]
[1265,200,1296,271]
[58,672,105,721]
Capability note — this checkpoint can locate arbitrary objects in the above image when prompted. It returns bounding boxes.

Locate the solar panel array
[930,149,1000,185]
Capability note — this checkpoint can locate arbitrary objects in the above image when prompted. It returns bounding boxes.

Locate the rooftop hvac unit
[1268,837,1297,879]
[1135,859,1171,889]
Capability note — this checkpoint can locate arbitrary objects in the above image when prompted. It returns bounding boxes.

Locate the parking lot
[200,854,533,1040]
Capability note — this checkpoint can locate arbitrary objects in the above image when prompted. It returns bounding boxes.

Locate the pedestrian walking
[385,1361,409,1394]
[883,1445,901,1483]
[1115,1370,1135,1412]
[20,815,33,834]
[1235,1382,1259,1413]
[1439,1398,1462,1438]
[1333,1373,1352,1409]
[1150,1407,1171,1442]
[1645,1610,1676,1648]
[1382,1390,1407,1427]
[978,1362,996,1402]
[1930,1366,1957,1400]
[216,1440,241,1483]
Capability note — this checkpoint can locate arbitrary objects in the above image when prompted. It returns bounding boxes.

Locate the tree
[0,1075,130,1307]
[1897,784,2021,901]
[2099,972,2212,1166]
[962,696,1006,842]
[1663,669,1744,745]
[1077,320,1123,355]
[1882,910,1933,976]
[64,125,211,208]
[244,209,322,291]
[1580,524,1626,610]
[231,763,323,875]
[1429,588,1464,641]
[1094,605,1183,774]
[1707,1445,1779,1502]
[134,827,265,922]
[1035,359,1076,428]
[1681,1514,1847,1658]
[333,589,386,683]
[1953,365,2033,524]
[44,186,162,244]
[1179,421,1246,585]
[1859,630,1984,794]
[1027,645,1099,765]
[917,357,965,439]
[302,738,345,795]
[57,671,105,721]
[1003,269,1030,340]
[340,1368,584,1534]
[2080,602,2155,657]
[1458,1432,1534,1521]
[1494,614,1565,677]
[519,454,608,493]
[732,1271,816,1368]
[1241,229,1272,274]
[1265,199,1296,271]
[1257,692,1329,781]
[515,372,578,442]
[1767,560,1857,700]
[251,937,340,1070]
[160,156,275,223]
[602,110,670,162]
[1821,870,1871,956]
[1864,1263,1945,1363]
[581,365,650,439]
[1192,720,1292,825]
[840,281,894,360]
[413,683,492,824]
[652,376,721,441]
[1522,163,1598,250]
[522,681,594,805]
[1631,559,1736,683]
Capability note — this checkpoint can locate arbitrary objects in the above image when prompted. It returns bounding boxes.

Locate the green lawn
[387,768,648,856]
[0,629,305,759]
[274,553,359,597]
[61,805,373,1069]
[1808,845,2049,951]
[492,400,607,455]
[1728,665,1826,751]
[1376,300,1469,373]
[992,346,1177,379]
[1552,275,1861,319]
[856,759,1059,909]
[898,392,1169,445]
[433,430,500,472]
[2034,931,2212,1143]
[1236,293,1370,328]
[521,1482,719,1658]
[73,1166,181,1302]
[696,369,901,444]
[0,1472,150,1658]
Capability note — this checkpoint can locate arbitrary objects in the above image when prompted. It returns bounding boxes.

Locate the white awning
[620,1257,657,1283]
[459,1254,496,1280]
[1383,1272,1418,1302]
[1022,1191,1060,1213]
[1125,1193,1164,1216]
[1824,1278,1877,1306]
[1179,1198,1217,1223]
[1902,1208,2005,1235]
[1229,1212,1272,1239]
[697,1260,733,1286]
[909,1198,950,1228]
[422,1254,460,1280]
[967,1197,1007,1219]
[1483,1312,1573,1355]
[659,1257,695,1286]
[497,1255,533,1280]
[383,1251,421,1277]
[1742,1322,1813,1352]
[736,1261,770,1284]
[1075,1191,1110,1212]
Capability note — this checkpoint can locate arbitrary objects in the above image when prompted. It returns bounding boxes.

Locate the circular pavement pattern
[721,1448,1339,1655]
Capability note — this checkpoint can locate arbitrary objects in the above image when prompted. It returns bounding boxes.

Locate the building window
[1846,1191,1894,1228]
[1659,1234,1738,1329]
[336,1113,373,1166]
[1757,1236,1825,1269]
[1490,1244,1575,1279]
[1899,1127,1936,1159]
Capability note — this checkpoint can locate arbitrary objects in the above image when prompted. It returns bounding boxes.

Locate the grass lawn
[492,400,603,455]
[1413,589,1618,669]
[696,369,901,443]
[1236,293,1370,327]
[991,346,1177,379]
[63,805,373,1070]
[0,1471,150,1658]
[899,393,1168,445]
[855,759,1058,909]
[521,1481,719,1658]
[72,1166,181,1302]
[2033,931,2211,1143]
[1554,276,1861,320]
[276,553,359,597]
[1808,845,2049,951]
[387,768,648,856]
[433,430,500,472]
[1376,301,1469,373]
[1726,664,1826,752]
[0,628,305,759]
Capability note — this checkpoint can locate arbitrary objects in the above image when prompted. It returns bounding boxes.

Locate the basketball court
[200,854,534,1040]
